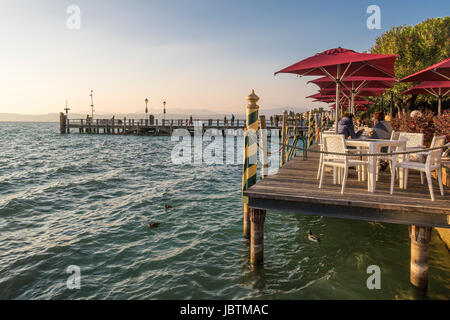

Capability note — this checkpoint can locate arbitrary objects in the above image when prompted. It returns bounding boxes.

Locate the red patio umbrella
[330,100,374,107]
[320,87,386,97]
[355,105,368,111]
[306,92,336,99]
[401,81,450,115]
[275,47,397,132]
[400,58,450,82]
[309,76,395,89]
[310,76,394,113]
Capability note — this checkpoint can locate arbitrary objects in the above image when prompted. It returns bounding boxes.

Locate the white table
[345,138,407,192]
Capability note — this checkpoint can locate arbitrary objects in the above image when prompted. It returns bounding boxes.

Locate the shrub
[390,110,449,146]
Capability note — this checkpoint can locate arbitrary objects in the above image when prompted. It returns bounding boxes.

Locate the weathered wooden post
[409,225,432,291]
[66,118,70,134]
[259,115,268,179]
[280,111,287,166]
[250,208,266,265]
[80,119,84,133]
[242,90,259,239]
[59,112,67,134]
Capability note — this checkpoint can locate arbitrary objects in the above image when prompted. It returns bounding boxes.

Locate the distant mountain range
[0,107,313,122]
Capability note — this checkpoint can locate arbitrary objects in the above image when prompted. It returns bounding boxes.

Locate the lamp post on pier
[163,101,166,124]
[64,100,70,115]
[145,98,149,118]
[90,90,95,119]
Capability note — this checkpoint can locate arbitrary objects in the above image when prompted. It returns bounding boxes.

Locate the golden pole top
[246,89,259,108]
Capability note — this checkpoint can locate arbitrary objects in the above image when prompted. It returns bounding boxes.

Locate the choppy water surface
[0,122,448,299]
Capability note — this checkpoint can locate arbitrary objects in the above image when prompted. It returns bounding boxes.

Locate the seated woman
[338,113,363,139]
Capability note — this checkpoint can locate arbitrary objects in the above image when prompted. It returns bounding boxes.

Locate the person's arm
[348,123,363,139]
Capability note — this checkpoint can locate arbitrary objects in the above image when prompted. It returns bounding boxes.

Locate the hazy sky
[0,0,448,115]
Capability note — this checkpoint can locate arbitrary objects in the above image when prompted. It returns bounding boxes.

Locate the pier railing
[62,116,311,135]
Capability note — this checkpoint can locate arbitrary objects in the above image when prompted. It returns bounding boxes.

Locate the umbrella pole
[438,88,442,115]
[350,81,355,114]
[335,66,341,133]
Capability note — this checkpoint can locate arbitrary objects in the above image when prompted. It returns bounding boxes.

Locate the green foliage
[370,17,450,112]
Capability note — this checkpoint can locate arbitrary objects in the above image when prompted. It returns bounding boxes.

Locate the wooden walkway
[244,151,450,228]
[60,117,308,136]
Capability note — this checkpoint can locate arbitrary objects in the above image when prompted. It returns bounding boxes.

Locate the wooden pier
[59,114,308,136]
[244,146,450,291]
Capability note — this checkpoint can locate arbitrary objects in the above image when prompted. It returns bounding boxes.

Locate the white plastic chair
[376,130,400,181]
[398,132,425,183]
[316,132,324,179]
[319,134,369,194]
[391,136,447,201]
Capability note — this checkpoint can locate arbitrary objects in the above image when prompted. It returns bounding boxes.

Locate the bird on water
[148,222,160,229]
[308,230,320,242]
[164,204,172,210]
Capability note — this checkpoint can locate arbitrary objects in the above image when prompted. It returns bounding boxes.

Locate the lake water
[0,122,448,299]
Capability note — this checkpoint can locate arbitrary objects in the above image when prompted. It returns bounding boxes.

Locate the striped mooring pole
[242,90,259,239]
[307,110,315,147]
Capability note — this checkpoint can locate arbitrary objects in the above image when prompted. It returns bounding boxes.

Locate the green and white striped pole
[242,90,259,238]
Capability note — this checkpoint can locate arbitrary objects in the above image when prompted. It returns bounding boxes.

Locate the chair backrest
[398,132,424,148]
[322,134,346,160]
[426,136,446,167]
[391,130,400,141]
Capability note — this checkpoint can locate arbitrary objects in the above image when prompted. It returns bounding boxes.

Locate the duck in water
[148,222,160,229]
[164,204,172,210]
[308,230,320,243]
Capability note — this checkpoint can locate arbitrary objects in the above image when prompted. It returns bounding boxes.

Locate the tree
[370,17,450,113]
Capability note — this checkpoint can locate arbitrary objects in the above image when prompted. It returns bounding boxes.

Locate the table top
[346,139,406,147]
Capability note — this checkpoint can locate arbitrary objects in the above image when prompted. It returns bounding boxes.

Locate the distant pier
[59,113,309,136]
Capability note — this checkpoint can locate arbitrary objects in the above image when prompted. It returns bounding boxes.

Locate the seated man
[370,112,392,140]
[370,111,393,171]
[338,113,363,139]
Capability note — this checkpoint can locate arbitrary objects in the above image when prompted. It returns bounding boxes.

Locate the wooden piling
[250,208,266,265]
[280,111,287,166]
[242,90,260,239]
[59,113,67,134]
[259,115,268,178]
[409,225,432,291]
[243,203,250,238]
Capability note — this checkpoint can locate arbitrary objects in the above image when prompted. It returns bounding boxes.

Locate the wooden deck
[244,151,450,228]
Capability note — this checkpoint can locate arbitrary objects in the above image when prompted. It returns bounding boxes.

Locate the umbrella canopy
[310,76,394,113]
[309,76,395,89]
[330,100,374,108]
[401,81,450,114]
[275,48,397,77]
[275,47,397,131]
[400,58,450,82]
[355,105,368,111]
[306,92,336,99]
[320,87,386,97]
